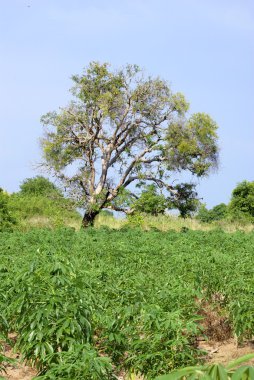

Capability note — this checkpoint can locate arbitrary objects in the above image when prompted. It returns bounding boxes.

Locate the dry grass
[94,213,254,233]
[94,214,125,229]
[17,215,82,231]
[15,212,254,234]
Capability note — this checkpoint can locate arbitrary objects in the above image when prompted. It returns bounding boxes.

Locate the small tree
[40,62,219,228]
[211,203,227,220]
[168,183,199,218]
[196,204,211,223]
[133,185,168,215]
[228,181,254,221]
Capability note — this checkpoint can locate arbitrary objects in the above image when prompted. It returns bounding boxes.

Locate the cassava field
[1,227,254,379]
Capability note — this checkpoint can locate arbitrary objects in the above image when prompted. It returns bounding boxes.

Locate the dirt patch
[1,339,37,380]
[2,363,37,380]
[197,298,254,366]
[199,338,254,366]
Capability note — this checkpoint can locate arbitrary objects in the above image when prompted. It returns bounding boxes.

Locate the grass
[94,213,254,233]
[10,209,254,234]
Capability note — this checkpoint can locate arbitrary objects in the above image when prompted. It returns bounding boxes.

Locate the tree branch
[106,205,134,215]
[123,175,177,195]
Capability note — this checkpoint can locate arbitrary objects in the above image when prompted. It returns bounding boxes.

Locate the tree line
[1,176,254,232]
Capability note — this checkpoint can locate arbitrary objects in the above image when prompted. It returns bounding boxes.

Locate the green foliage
[0,313,16,377]
[228,181,254,222]
[155,353,254,379]
[197,203,228,223]
[0,188,16,232]
[166,113,218,176]
[125,308,201,378]
[196,204,211,223]
[7,177,81,229]
[34,344,115,380]
[100,210,114,217]
[9,194,80,225]
[40,61,219,227]
[126,213,145,228]
[110,187,136,211]
[6,253,92,368]
[2,229,254,378]
[19,176,61,197]
[168,183,199,218]
[212,203,228,220]
[133,185,168,215]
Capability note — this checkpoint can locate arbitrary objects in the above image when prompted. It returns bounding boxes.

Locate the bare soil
[1,344,37,380]
[199,338,254,366]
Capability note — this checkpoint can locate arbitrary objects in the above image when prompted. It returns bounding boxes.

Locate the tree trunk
[81,210,99,229]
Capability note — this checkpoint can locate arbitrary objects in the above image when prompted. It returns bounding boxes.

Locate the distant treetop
[19,176,62,197]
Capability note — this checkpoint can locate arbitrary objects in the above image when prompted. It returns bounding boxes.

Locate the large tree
[40,62,219,227]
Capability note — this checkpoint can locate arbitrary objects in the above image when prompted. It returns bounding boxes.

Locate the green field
[1,228,254,379]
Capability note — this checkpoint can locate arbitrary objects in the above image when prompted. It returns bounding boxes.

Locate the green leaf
[227,354,254,370]
[231,366,252,380]
[154,366,205,380]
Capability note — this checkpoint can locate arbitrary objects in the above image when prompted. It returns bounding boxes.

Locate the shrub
[133,185,168,216]
[0,188,17,232]
[197,203,227,223]
[19,176,62,197]
[228,180,254,222]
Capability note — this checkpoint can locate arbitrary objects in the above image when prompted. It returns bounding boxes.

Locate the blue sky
[0,0,253,207]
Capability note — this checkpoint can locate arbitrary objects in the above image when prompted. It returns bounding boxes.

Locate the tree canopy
[19,176,62,198]
[228,181,254,221]
[40,62,219,227]
[197,203,227,223]
[168,183,200,218]
[132,185,168,216]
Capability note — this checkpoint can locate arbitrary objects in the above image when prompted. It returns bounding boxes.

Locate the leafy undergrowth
[155,353,254,379]
[1,228,254,379]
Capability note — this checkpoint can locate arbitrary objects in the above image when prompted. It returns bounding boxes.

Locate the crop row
[1,228,254,378]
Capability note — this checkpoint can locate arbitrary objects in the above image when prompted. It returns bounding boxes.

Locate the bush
[8,177,81,229]
[9,194,79,221]
[19,176,62,197]
[133,185,168,216]
[197,203,227,223]
[228,181,254,222]
[0,188,17,232]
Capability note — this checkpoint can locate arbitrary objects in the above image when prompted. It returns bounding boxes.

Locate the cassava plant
[6,253,93,369]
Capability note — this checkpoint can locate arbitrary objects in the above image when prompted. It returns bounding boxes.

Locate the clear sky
[0,0,253,207]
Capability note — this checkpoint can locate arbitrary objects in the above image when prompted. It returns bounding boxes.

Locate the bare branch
[106,205,134,215]
[122,175,177,195]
